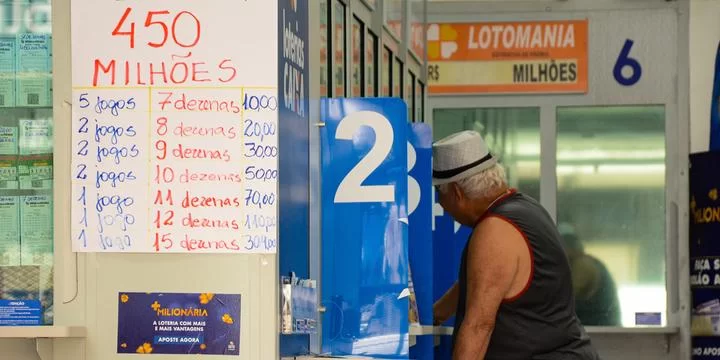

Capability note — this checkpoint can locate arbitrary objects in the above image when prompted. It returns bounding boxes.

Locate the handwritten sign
[70,1,278,253]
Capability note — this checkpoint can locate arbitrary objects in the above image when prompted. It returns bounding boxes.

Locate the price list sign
[70,1,278,253]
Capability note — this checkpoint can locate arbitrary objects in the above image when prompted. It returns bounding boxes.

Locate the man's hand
[433,283,459,325]
[452,215,528,359]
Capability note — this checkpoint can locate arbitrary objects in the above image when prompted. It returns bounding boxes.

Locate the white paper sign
[71,1,278,253]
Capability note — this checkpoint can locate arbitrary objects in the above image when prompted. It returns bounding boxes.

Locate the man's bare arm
[452,216,524,359]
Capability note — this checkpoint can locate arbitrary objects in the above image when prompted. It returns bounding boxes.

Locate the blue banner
[0,299,41,326]
[690,152,720,359]
[407,123,434,359]
[320,98,409,358]
[710,43,720,151]
[117,292,241,355]
[278,0,310,355]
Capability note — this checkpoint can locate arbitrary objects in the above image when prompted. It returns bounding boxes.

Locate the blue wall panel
[408,123,434,359]
[278,0,310,355]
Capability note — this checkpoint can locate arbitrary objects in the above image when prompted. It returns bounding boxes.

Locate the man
[432,131,599,360]
[558,223,621,326]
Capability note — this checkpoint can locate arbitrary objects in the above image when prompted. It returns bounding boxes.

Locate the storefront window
[0,0,54,325]
[556,105,666,327]
[417,81,424,122]
[365,31,377,97]
[382,46,391,97]
[384,0,403,40]
[320,0,329,97]
[407,71,415,121]
[433,107,541,201]
[351,17,364,98]
[408,0,425,59]
[333,0,346,98]
[393,57,402,98]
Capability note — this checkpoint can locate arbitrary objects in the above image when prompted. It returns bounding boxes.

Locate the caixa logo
[0,1,51,34]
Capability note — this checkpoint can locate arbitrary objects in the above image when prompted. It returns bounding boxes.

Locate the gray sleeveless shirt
[452,190,600,360]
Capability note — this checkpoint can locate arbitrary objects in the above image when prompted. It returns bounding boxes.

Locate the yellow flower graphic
[120,343,127,349]
[136,343,153,354]
[120,294,129,303]
[222,314,234,325]
[200,344,207,350]
[151,301,161,311]
[427,23,459,60]
[199,293,215,305]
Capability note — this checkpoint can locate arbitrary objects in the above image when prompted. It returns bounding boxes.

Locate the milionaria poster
[117,292,241,355]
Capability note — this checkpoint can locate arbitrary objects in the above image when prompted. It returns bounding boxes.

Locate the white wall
[689,0,720,154]
[0,340,38,360]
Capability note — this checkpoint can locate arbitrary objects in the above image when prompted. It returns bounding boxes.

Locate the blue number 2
[613,39,642,86]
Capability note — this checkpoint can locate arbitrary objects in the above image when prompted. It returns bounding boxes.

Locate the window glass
[409,0,425,59]
[556,105,666,327]
[382,47,391,97]
[319,0,329,97]
[433,108,541,201]
[384,0,403,40]
[417,81,424,122]
[351,17,364,97]
[333,1,346,98]
[393,57,402,98]
[365,31,377,97]
[407,71,415,121]
[0,0,54,325]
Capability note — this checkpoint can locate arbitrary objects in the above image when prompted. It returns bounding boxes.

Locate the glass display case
[0,0,54,326]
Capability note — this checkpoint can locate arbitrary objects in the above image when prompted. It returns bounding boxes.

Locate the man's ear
[451,182,464,201]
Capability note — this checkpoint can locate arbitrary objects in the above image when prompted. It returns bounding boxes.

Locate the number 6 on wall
[334,111,395,203]
[613,39,642,86]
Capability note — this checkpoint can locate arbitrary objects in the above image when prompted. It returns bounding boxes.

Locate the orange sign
[427,20,588,94]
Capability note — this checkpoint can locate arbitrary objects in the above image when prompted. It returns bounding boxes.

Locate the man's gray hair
[438,163,507,199]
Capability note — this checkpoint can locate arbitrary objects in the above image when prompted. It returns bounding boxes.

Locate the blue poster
[277,0,310,355]
[0,299,41,326]
[407,123,434,359]
[690,152,720,359]
[117,292,241,355]
[320,98,409,358]
[709,42,720,151]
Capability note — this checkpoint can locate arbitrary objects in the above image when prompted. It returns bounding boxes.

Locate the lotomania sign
[426,20,588,95]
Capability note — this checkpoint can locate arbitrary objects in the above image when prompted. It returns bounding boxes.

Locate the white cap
[432,130,496,185]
